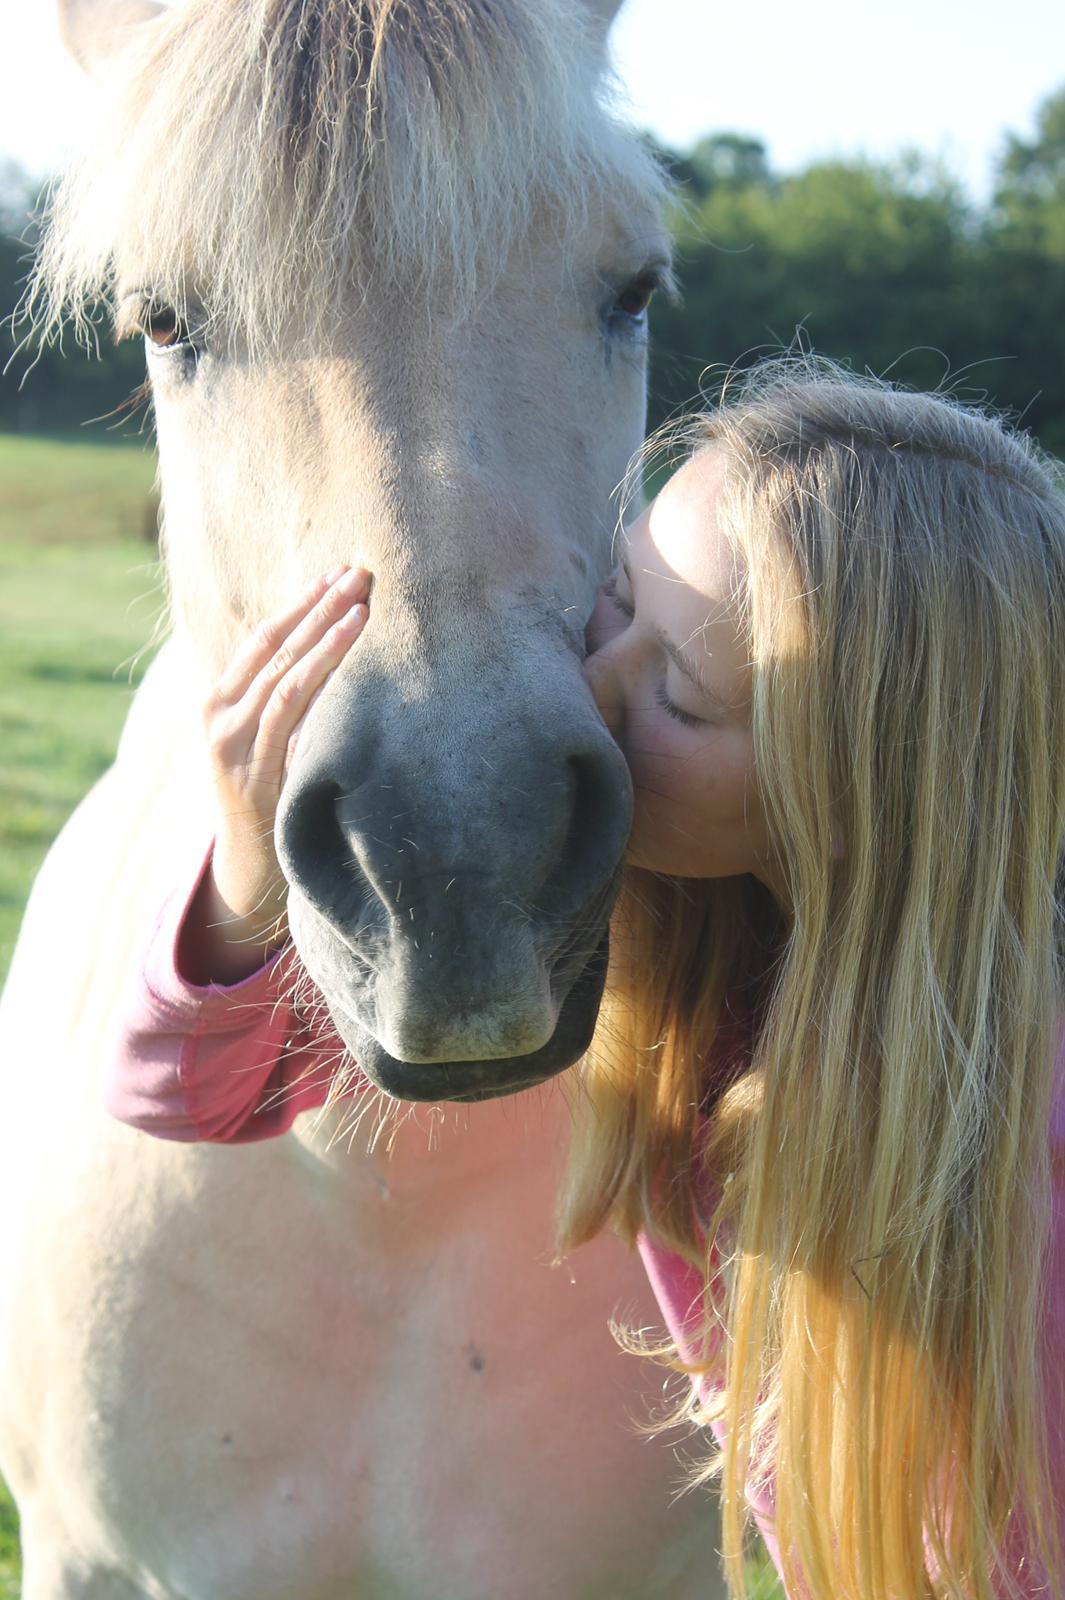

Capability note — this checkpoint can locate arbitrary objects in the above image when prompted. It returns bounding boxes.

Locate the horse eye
[145,304,188,348]
[614,278,656,319]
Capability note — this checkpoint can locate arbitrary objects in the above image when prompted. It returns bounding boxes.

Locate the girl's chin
[622,812,704,877]
[622,839,761,884]
[622,839,682,875]
[621,837,649,871]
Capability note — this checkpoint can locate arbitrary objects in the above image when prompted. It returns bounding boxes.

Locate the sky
[1,0,1062,205]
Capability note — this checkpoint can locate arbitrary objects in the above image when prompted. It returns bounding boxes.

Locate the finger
[247,601,370,789]
[232,567,372,729]
[211,565,359,706]
[211,567,345,706]
[205,568,370,786]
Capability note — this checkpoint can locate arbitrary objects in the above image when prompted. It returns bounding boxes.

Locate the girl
[107,356,1065,1598]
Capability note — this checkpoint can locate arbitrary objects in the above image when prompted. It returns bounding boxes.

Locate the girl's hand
[178,565,372,986]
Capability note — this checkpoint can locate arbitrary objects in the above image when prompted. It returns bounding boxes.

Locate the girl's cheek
[629,713,734,814]
[622,699,685,784]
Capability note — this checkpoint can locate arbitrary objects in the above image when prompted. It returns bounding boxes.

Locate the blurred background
[1,0,1063,1588]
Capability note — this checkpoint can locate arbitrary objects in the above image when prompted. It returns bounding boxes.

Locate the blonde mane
[30,0,667,353]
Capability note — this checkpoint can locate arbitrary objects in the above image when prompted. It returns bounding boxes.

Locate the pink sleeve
[103,841,364,1143]
[637,1230,788,1584]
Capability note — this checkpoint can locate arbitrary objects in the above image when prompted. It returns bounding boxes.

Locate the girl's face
[584,447,779,894]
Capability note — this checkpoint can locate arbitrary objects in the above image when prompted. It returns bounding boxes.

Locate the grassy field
[0,434,162,984]
[0,432,784,1597]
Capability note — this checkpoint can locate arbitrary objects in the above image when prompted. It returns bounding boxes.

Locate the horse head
[45,0,672,1101]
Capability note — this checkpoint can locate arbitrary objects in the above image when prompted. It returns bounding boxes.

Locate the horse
[0,2,727,1594]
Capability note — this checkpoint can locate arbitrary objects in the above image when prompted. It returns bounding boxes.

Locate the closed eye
[603,576,634,618]
[654,681,706,727]
[604,576,711,727]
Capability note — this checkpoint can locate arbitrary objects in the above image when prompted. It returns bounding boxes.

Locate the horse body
[0,1,726,1592]
[2,652,717,1597]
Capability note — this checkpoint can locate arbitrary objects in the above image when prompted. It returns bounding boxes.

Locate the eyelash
[603,576,633,617]
[603,579,705,728]
[653,682,704,727]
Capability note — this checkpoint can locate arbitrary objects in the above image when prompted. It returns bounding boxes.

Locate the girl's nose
[583,647,625,743]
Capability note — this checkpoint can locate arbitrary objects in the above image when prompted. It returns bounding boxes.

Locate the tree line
[3,85,1065,456]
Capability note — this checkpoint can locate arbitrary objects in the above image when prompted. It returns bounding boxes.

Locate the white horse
[0,2,727,1595]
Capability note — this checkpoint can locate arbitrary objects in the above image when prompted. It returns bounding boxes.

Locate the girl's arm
[103,839,345,1142]
[104,566,372,1143]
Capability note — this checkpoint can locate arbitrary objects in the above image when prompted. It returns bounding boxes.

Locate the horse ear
[58,0,167,81]
[581,0,627,39]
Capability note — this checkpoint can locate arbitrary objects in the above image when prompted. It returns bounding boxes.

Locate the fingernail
[336,602,367,630]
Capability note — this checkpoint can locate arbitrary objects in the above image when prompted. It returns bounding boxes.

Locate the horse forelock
[30,0,669,355]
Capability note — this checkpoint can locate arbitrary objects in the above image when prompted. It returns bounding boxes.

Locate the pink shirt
[105,851,1065,1592]
[103,843,362,1142]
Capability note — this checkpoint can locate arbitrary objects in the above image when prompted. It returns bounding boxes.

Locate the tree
[646,131,772,204]
[686,132,772,196]
[0,160,147,437]
[978,86,1065,454]
[648,152,982,430]
[997,87,1065,208]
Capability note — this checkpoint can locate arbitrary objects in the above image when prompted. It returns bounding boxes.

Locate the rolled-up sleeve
[103,841,363,1143]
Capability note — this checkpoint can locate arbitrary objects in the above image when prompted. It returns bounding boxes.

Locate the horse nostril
[278,712,631,1003]
[540,746,632,920]
[278,776,349,911]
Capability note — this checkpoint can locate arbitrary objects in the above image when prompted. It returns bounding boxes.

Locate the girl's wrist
[176,853,288,987]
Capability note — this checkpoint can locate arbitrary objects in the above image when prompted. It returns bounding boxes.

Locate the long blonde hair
[560,356,1065,1598]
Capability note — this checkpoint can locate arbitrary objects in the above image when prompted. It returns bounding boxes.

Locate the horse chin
[325,933,609,1103]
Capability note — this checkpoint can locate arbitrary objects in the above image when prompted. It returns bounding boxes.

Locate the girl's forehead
[640,448,742,607]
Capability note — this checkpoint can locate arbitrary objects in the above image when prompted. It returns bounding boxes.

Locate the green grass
[0,432,785,1598]
[0,432,162,986]
[0,536,164,981]
[0,432,159,546]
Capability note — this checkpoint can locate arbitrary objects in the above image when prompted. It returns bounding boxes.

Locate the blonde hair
[560,356,1065,1598]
